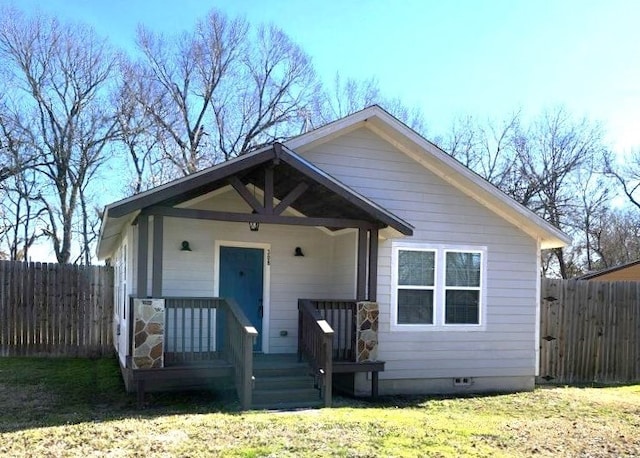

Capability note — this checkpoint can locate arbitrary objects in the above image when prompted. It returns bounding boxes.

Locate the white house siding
[157,189,358,353]
[329,230,357,299]
[297,126,539,394]
[111,224,135,366]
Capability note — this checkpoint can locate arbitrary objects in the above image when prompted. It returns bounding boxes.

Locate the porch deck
[127,297,383,409]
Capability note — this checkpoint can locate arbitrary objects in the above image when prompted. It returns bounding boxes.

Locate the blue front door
[219,246,264,352]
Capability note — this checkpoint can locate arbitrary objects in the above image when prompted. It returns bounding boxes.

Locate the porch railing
[298,299,333,407]
[132,296,257,410]
[164,297,223,365]
[306,299,358,362]
[222,298,258,410]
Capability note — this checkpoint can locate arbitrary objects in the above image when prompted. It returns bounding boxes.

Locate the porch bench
[332,360,385,398]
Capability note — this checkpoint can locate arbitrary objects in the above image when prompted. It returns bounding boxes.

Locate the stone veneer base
[132,299,165,369]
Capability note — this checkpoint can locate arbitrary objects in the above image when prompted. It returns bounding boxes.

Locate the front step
[251,355,323,410]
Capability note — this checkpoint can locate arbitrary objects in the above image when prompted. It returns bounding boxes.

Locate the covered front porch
[126,297,384,409]
[103,143,412,409]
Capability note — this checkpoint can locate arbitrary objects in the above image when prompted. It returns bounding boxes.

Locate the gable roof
[286,105,570,249]
[577,259,640,280]
[97,142,413,259]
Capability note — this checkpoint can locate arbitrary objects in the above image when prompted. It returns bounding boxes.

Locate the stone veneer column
[356,301,379,362]
[132,299,165,369]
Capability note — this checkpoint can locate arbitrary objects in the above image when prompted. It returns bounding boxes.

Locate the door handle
[258,305,264,318]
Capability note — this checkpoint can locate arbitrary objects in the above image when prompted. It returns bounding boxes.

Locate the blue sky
[3,0,639,151]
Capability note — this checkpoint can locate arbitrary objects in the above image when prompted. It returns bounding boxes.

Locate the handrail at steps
[298,299,334,407]
[222,298,258,410]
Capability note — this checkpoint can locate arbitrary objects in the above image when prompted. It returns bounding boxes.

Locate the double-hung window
[397,249,436,324]
[392,243,486,330]
[444,251,482,324]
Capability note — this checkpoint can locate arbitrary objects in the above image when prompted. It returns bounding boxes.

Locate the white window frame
[390,241,487,332]
[396,248,437,325]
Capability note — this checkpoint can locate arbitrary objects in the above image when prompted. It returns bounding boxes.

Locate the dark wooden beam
[137,214,149,297]
[368,227,378,302]
[151,215,163,297]
[264,166,274,214]
[228,176,263,212]
[356,228,367,301]
[273,182,308,215]
[142,206,378,230]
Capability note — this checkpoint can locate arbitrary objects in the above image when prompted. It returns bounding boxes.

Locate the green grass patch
[1,357,639,457]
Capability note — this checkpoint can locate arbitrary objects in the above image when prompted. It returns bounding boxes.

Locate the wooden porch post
[368,227,378,302]
[264,165,274,214]
[136,214,149,297]
[151,215,163,297]
[356,228,367,301]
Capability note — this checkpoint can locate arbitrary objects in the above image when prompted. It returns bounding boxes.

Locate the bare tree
[123,10,319,183]
[513,109,608,278]
[572,164,612,272]
[439,108,609,278]
[131,11,248,176]
[114,64,165,194]
[313,73,381,127]
[309,73,428,136]
[0,95,46,260]
[439,112,521,188]
[604,148,640,211]
[0,169,46,261]
[0,8,120,263]
[213,23,320,157]
[586,208,640,270]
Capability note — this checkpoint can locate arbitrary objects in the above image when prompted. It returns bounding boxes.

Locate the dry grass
[0,357,639,457]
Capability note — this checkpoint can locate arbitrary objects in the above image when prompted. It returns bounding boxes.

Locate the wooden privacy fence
[0,261,114,357]
[539,278,640,384]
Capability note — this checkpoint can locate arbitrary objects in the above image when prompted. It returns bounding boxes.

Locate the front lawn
[0,357,639,457]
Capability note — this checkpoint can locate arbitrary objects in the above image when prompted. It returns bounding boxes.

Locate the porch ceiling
[97,143,413,259]
[168,159,378,224]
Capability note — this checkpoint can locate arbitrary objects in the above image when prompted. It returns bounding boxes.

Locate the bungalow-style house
[578,260,640,281]
[97,106,570,409]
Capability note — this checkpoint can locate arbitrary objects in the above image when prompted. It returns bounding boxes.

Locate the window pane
[398,289,433,324]
[445,290,479,324]
[446,252,481,287]
[399,250,434,286]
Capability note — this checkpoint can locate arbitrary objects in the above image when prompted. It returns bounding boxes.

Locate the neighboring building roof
[285,105,570,249]
[97,142,413,259]
[577,260,640,280]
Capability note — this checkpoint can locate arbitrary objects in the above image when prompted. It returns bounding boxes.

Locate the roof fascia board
[97,211,139,259]
[578,259,640,279]
[285,112,371,152]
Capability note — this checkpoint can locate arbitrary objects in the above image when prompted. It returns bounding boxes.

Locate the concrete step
[253,364,310,378]
[254,375,316,391]
[250,355,322,409]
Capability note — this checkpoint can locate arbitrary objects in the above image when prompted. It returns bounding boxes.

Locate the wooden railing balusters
[309,299,357,362]
[162,297,256,409]
[298,299,334,407]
